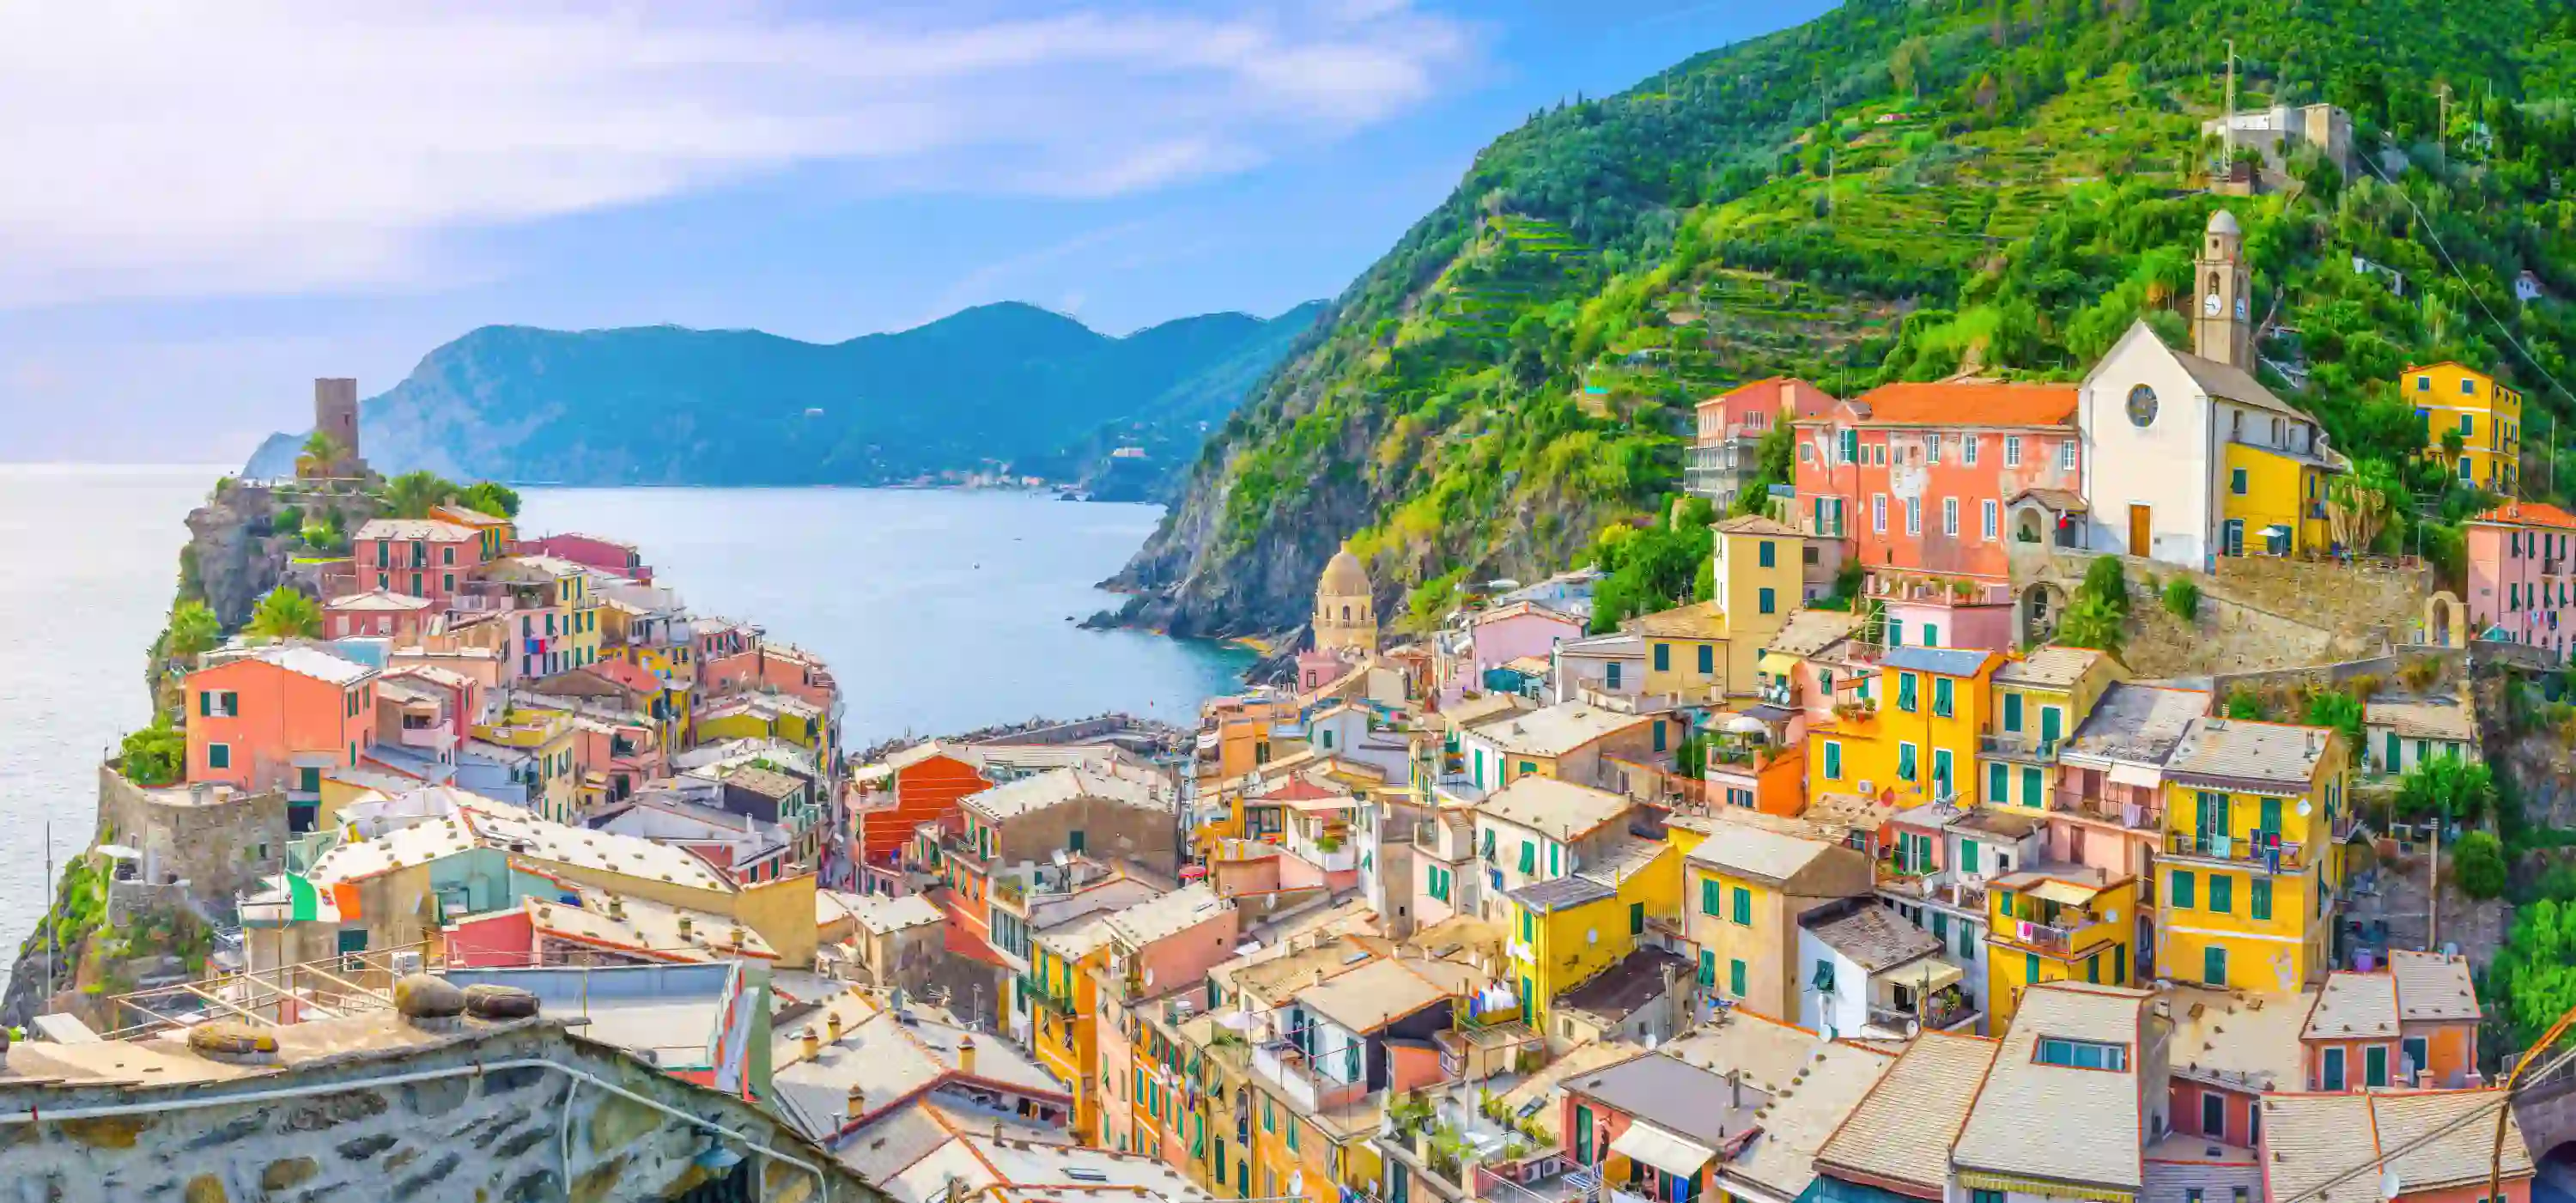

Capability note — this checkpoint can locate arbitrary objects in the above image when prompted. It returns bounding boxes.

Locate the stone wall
[2209,649,2464,705]
[95,762,288,905]
[0,1018,882,1203]
[2010,548,2433,678]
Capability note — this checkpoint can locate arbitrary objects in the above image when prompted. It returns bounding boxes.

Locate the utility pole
[2428,811,2442,952]
[2439,83,2454,173]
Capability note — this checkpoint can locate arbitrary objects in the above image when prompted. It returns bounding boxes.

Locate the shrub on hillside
[2162,577,2199,621]
[2451,829,2507,901]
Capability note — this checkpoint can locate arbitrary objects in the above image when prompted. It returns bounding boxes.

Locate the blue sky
[4,0,1832,463]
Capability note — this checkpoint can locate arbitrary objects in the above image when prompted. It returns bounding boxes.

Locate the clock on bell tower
[2195,208,2252,368]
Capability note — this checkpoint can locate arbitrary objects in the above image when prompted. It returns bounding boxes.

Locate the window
[1731,886,1752,926]
[2231,467,2248,495]
[1519,908,1533,942]
[1899,673,1919,713]
[1700,877,1722,916]
[298,766,321,793]
[2209,874,2233,914]
[1606,662,1621,690]
[2023,766,2044,807]
[1823,741,1843,781]
[1927,434,1942,464]
[1654,643,1671,672]
[1069,830,1086,854]
[1728,958,1747,997]
[1812,958,1838,994]
[1698,950,1716,987]
[1898,742,1917,781]
[2059,441,2078,471]
[1906,496,1921,535]
[2323,1047,2348,1091]
[2202,1092,2227,1139]
[1840,429,1859,464]
[2403,1036,2429,1079]
[2251,877,2272,920]
[2004,435,2022,466]
[1965,436,1980,465]
[1629,902,1643,935]
[2035,1038,2130,1071]
[1987,762,2007,805]
[2366,1045,2389,1087]
[2203,945,2227,985]
[1982,499,1998,540]
[1974,1191,2007,1203]
[1759,586,1777,615]
[1697,645,1714,675]
[1518,841,1534,874]
[1942,497,1959,537]
[2003,692,2023,732]
[2172,870,2196,908]
[2418,375,2432,392]
[1759,540,1776,568]
[1934,677,1954,717]
[208,743,231,769]
[1873,494,1887,533]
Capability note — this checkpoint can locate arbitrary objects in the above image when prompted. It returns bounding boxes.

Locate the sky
[3,0,1835,464]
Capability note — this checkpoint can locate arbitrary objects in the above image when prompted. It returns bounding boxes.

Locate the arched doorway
[2020,582,2068,645]
[2424,591,2465,648]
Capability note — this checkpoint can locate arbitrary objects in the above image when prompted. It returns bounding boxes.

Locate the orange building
[184,646,380,797]
[1792,382,2084,580]
[2300,951,2484,1091]
[852,742,993,867]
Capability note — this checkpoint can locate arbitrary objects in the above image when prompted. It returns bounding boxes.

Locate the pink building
[325,589,433,643]
[1688,376,1837,507]
[1865,568,2020,652]
[2465,501,2576,658]
[1445,601,1584,702]
[516,532,653,583]
[355,518,489,604]
[703,640,837,711]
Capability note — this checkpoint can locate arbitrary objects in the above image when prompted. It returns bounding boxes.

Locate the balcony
[1017,971,1076,1019]
[1868,996,1979,1035]
[398,721,459,752]
[1978,732,2059,764]
[2165,830,2307,872]
[2057,792,2158,830]
[1996,914,2110,956]
[1252,1038,1365,1113]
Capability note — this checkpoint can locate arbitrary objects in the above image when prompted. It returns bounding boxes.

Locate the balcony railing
[1978,732,2059,763]
[2057,793,2157,830]
[1996,914,2109,956]
[1017,971,1075,1018]
[1252,1038,1365,1114]
[2165,830,2306,872]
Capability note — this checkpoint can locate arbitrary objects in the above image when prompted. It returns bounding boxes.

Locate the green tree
[2449,829,2508,900]
[246,587,323,640]
[118,719,188,787]
[2488,900,2576,1048]
[1728,422,1798,518]
[2224,688,2271,720]
[2394,756,2497,824]
[2326,459,2403,554]
[2055,556,2130,653]
[161,600,221,665]
[453,480,523,519]
[2161,576,2200,621]
[383,470,459,519]
[2304,691,2365,763]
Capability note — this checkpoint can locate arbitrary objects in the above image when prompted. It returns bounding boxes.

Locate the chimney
[959,1035,978,1078]
[800,1027,820,1060]
[846,1084,866,1118]
[605,896,624,920]
[828,1011,844,1039]
[729,925,746,947]
[677,914,694,939]
[1728,1068,1742,1109]
[1312,966,1326,989]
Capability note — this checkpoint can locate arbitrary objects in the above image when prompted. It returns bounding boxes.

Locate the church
[2077,210,2346,567]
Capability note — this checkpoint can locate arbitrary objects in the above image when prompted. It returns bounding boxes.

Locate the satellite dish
[2297,799,2312,817]
[2379,1167,2401,1201]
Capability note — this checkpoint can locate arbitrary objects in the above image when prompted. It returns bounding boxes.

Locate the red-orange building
[851,742,993,866]
[184,646,380,795]
[1792,381,2084,580]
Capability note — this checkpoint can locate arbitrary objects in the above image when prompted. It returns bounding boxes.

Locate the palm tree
[383,470,456,519]
[161,600,222,665]
[297,430,341,478]
[2327,458,2400,554]
[246,587,323,640]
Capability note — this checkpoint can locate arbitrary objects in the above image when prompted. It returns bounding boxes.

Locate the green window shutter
[1700,877,1721,915]
[1824,742,1842,780]
[1899,674,1917,712]
[1759,586,1776,615]
[2204,945,2227,986]
[2260,797,2283,836]
[1520,908,1533,941]
[1960,839,1979,873]
[1732,886,1752,926]
[2087,954,2100,984]
[1932,912,1948,939]
[1899,743,1917,781]
[1519,841,1535,874]
[2172,870,2195,908]
[1698,644,1713,674]
[1654,643,1670,671]
[1988,762,2007,804]
[2251,877,2273,920]
[1759,541,1775,568]
[1887,619,1903,647]
[1729,958,1747,997]
[2003,692,2022,732]
[1547,843,1559,875]
[2023,766,2044,807]
[1935,677,1953,717]
[2041,707,2063,745]
[1698,950,1716,987]
[2210,874,2233,914]
[2026,952,2039,983]
[1629,902,1643,934]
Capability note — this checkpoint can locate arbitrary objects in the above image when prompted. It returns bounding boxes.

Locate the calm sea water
[0,474,1245,976]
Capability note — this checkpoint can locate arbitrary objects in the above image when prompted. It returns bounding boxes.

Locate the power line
[2357,147,2576,415]
[2270,1038,2576,1203]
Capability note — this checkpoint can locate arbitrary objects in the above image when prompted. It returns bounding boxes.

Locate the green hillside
[261,301,1320,491]
[1106,0,2576,637]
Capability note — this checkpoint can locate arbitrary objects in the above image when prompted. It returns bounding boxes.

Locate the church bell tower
[2195,209,2252,368]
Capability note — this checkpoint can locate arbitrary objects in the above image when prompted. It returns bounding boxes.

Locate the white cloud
[0,0,1473,307]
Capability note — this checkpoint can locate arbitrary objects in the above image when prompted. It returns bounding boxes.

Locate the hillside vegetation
[1107,0,2576,637]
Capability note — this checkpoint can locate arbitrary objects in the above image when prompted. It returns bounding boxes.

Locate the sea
[0,468,1248,971]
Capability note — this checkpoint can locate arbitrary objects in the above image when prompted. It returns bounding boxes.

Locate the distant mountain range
[243,300,1324,500]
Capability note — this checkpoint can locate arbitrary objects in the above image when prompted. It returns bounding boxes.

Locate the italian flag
[284,875,359,922]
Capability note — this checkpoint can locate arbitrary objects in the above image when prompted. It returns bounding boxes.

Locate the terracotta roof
[2473,501,2576,530]
[1831,381,2080,428]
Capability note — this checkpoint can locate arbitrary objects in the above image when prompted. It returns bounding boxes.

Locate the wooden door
[2128,504,2152,555]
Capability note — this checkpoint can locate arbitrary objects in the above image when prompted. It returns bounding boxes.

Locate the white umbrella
[95,844,140,860]
[1724,714,1770,736]
[1218,1009,1265,1033]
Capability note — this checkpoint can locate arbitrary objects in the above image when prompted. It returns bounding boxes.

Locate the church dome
[1319,546,1370,597]
[2207,208,2241,236]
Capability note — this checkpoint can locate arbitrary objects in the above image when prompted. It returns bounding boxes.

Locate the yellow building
[1983,863,2139,1029]
[2221,437,2336,556]
[2156,716,2348,993]
[2408,362,2524,495]
[1984,646,2123,810]
[470,705,579,822]
[1710,514,1807,691]
[1627,601,1731,706]
[1873,645,2002,807]
[1500,837,1677,1031]
[1030,918,1113,1141]
[695,692,822,750]
[1680,819,1874,1021]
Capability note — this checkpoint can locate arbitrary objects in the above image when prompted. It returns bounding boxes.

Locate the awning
[1881,957,1964,991]
[1759,653,1801,677]
[1610,1121,1716,1179]
[2105,763,2161,789]
[2031,879,2098,906]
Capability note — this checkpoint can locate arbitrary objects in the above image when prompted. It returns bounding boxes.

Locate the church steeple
[2195,209,2252,367]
